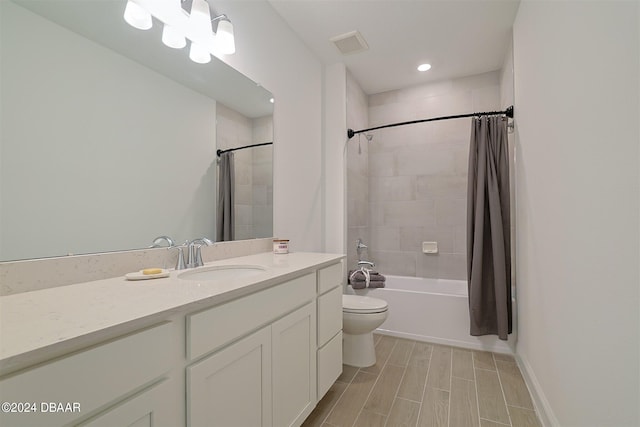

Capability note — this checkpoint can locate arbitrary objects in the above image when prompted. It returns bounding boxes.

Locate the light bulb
[189,0,212,38]
[162,24,186,49]
[189,42,211,64]
[216,19,235,55]
[123,0,152,30]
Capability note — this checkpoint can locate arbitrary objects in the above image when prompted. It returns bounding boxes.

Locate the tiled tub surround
[347,72,502,281]
[0,251,343,375]
[346,70,370,270]
[0,238,273,296]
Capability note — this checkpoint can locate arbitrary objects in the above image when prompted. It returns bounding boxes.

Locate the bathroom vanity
[0,252,344,427]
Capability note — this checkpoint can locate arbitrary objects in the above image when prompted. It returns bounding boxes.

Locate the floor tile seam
[506,403,537,412]
[407,356,432,369]
[413,344,433,427]
[472,360,482,427]
[474,366,499,374]
[395,396,422,405]
[382,350,413,427]
[321,367,362,426]
[446,346,453,427]
[479,417,510,426]
[350,339,399,427]
[389,340,416,368]
[495,367,534,410]
[495,359,518,366]
[493,352,513,427]
[452,372,476,382]
[430,386,451,394]
[472,353,497,372]
[407,343,432,369]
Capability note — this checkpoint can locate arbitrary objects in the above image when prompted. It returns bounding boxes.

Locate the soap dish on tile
[125,269,170,281]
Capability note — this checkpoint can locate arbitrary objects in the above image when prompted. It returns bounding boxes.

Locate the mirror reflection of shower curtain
[467,116,512,340]
[217,152,235,241]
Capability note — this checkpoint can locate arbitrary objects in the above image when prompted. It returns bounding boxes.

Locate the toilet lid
[343,294,388,314]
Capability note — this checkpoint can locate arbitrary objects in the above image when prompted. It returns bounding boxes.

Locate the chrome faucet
[186,238,214,269]
[172,245,187,270]
[355,239,374,268]
[150,235,175,248]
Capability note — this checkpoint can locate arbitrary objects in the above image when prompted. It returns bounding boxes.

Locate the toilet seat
[342,295,388,314]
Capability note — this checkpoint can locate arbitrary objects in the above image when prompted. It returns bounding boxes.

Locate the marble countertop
[0,251,344,376]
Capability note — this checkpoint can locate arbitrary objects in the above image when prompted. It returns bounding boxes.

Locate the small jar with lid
[273,239,289,254]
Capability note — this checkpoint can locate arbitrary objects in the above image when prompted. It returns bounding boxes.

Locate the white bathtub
[346,275,515,354]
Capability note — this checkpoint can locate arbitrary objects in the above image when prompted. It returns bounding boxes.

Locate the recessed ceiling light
[417,63,432,72]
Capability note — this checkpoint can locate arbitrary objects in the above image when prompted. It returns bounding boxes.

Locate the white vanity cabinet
[272,302,317,427]
[0,322,174,427]
[316,263,344,399]
[0,254,345,427]
[78,380,175,427]
[186,272,320,427]
[187,326,273,427]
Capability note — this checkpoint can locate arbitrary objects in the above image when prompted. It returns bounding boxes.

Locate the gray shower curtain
[467,115,512,340]
[217,152,235,241]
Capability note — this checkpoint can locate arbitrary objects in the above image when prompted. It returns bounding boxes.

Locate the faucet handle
[172,246,186,270]
[195,245,204,268]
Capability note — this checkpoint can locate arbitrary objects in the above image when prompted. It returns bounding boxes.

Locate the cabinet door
[78,380,174,427]
[272,302,317,427]
[187,326,272,427]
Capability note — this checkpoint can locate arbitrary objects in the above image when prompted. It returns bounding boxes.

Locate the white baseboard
[514,353,559,427]
[375,328,514,355]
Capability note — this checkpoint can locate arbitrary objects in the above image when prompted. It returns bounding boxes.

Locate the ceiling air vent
[330,30,369,55]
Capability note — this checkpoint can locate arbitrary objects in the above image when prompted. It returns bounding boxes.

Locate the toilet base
[343,332,376,367]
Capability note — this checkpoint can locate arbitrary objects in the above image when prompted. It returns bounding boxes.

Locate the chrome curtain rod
[216,142,273,157]
[347,105,514,139]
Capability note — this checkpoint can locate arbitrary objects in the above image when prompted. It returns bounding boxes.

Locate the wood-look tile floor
[302,334,541,427]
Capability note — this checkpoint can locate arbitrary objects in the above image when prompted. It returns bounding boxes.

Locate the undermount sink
[178,265,267,282]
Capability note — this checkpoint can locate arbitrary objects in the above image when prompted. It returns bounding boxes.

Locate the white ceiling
[268,0,521,95]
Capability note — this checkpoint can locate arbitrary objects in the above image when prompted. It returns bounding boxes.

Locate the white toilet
[342,294,389,367]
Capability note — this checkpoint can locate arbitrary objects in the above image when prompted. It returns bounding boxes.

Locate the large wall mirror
[0,0,273,261]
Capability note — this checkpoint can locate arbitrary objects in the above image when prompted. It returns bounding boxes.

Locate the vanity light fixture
[215,17,235,55]
[188,0,213,63]
[123,0,152,30]
[123,0,236,64]
[161,0,187,49]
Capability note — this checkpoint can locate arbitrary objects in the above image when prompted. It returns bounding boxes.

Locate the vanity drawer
[317,286,342,347]
[317,262,344,294]
[187,273,316,360]
[317,331,342,399]
[0,322,172,427]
